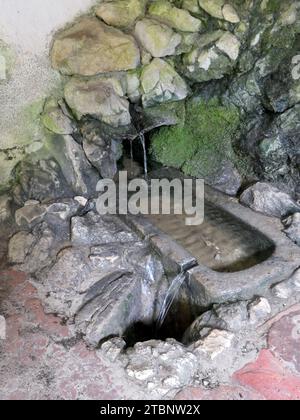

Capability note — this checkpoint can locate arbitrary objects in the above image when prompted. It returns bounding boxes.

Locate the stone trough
[123,183,300,319]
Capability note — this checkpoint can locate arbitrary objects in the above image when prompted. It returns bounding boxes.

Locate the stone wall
[0,0,97,191]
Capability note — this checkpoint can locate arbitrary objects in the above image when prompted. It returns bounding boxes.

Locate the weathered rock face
[95,0,146,28]
[51,17,140,76]
[141,58,188,107]
[64,76,131,127]
[240,182,300,218]
[134,18,182,58]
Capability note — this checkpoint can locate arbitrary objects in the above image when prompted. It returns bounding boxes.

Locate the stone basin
[123,181,300,310]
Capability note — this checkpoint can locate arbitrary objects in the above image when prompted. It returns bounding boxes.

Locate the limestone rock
[100,337,126,362]
[193,329,234,360]
[122,339,198,397]
[141,58,188,107]
[0,194,11,222]
[272,268,300,299]
[14,159,73,203]
[134,18,182,58]
[199,0,224,19]
[71,212,138,246]
[8,231,35,264]
[80,118,125,179]
[41,98,75,135]
[95,0,146,28]
[51,17,140,76]
[0,315,6,340]
[283,212,300,246]
[47,135,99,197]
[182,31,240,82]
[148,0,202,32]
[206,160,242,196]
[64,76,131,127]
[247,297,271,324]
[240,182,300,218]
[216,32,241,61]
[199,0,240,23]
[222,4,240,23]
[183,301,248,344]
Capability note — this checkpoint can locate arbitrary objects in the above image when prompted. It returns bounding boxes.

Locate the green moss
[150,99,250,178]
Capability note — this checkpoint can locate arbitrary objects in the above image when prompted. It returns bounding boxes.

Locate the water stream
[139,133,148,177]
[156,271,187,330]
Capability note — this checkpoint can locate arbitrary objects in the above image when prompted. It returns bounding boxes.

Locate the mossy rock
[148,0,203,32]
[150,99,251,181]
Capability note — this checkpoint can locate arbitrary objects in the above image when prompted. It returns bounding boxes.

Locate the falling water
[130,139,134,161]
[156,271,186,330]
[139,133,148,176]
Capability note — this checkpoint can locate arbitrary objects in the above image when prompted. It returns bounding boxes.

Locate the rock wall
[0,0,97,191]
[1,0,300,200]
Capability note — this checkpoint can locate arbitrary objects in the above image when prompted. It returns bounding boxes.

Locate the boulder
[95,0,146,28]
[134,18,182,58]
[240,182,300,218]
[141,58,188,107]
[148,0,202,32]
[182,31,240,82]
[51,17,140,76]
[64,76,131,127]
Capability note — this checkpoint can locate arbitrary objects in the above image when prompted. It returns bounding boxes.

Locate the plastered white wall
[0,0,97,151]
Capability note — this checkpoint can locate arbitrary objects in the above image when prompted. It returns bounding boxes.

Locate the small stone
[24,200,40,206]
[248,297,271,324]
[15,203,47,227]
[101,337,126,362]
[240,183,300,218]
[0,194,11,222]
[148,0,202,32]
[272,282,293,299]
[74,196,88,207]
[95,0,146,28]
[193,329,234,360]
[41,98,75,135]
[141,58,188,107]
[8,231,35,264]
[222,4,240,23]
[199,0,224,19]
[283,212,300,246]
[64,76,131,127]
[0,315,6,340]
[134,18,182,58]
[216,32,240,61]
[163,376,181,387]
